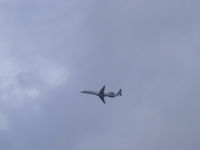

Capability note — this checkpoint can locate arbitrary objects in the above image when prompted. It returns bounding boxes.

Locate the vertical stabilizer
[118,89,122,96]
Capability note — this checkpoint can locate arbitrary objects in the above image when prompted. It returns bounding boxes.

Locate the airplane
[80,85,122,104]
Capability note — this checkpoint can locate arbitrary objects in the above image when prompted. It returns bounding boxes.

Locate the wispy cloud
[0,55,69,108]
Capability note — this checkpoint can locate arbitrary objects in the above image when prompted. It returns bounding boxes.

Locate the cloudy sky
[0,0,200,150]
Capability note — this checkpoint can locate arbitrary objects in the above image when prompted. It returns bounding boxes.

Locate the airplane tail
[117,89,122,96]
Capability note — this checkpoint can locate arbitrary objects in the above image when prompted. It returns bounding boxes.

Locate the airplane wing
[99,85,105,95]
[99,95,106,104]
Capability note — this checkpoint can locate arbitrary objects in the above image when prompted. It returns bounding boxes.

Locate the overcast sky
[0,0,200,150]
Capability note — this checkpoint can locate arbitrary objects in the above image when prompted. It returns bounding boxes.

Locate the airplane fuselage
[81,86,122,104]
[81,91,118,98]
[104,92,117,97]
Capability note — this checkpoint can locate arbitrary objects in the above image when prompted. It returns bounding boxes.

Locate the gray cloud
[0,0,200,150]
